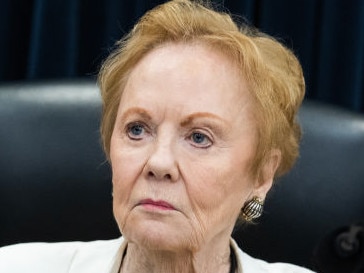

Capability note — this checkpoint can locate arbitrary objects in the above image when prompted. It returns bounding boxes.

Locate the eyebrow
[118,107,153,124]
[181,112,227,125]
[118,108,228,134]
[181,112,229,135]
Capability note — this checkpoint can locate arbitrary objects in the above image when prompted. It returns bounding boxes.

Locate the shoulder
[230,239,315,273]
[0,238,123,273]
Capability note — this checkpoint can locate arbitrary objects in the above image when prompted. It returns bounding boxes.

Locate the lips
[139,199,175,210]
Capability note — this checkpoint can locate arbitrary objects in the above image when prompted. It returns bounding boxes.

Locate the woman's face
[110,43,270,252]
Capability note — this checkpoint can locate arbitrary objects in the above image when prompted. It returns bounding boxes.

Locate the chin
[123,218,200,252]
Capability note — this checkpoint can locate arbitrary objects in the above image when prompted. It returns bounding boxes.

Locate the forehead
[131,42,240,79]
[119,42,256,124]
[124,42,247,98]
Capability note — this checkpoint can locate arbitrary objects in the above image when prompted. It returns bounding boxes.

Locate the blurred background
[0,0,363,112]
[1,2,364,270]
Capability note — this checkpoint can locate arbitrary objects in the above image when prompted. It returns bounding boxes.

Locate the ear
[254,149,281,198]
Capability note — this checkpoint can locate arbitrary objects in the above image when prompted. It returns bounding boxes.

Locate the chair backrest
[234,100,364,268]
[1,80,363,269]
[0,80,119,246]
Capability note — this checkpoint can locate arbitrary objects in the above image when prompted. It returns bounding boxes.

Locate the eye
[189,132,212,148]
[127,123,147,140]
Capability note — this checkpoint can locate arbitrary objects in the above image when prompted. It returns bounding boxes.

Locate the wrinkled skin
[110,42,279,273]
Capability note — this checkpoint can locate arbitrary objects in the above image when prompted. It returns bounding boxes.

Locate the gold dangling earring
[242,196,264,222]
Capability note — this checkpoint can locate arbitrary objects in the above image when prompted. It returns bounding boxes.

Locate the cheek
[111,150,139,198]
[110,135,148,190]
[110,139,148,227]
[188,167,247,211]
[182,152,253,229]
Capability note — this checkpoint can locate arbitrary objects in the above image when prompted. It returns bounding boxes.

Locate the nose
[144,138,179,182]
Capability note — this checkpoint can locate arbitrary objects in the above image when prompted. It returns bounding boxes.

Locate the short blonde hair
[98,0,305,179]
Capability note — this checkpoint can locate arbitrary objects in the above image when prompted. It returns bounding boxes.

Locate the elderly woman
[0,0,315,272]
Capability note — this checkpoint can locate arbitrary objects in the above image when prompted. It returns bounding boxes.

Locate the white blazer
[0,237,315,273]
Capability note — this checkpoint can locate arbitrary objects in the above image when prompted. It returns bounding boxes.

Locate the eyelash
[188,130,213,148]
[126,122,149,140]
[125,122,213,148]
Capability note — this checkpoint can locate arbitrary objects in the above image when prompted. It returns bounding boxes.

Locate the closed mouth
[138,199,176,210]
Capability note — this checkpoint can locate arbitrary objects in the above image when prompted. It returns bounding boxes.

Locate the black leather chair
[0,80,119,246]
[1,80,363,270]
[235,100,364,269]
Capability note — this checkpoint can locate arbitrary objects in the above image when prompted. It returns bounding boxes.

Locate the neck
[119,241,232,273]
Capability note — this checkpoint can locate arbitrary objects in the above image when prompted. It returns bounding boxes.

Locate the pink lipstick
[139,199,175,210]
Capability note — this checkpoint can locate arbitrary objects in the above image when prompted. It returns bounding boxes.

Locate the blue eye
[127,123,145,140]
[190,132,212,148]
[192,133,205,143]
